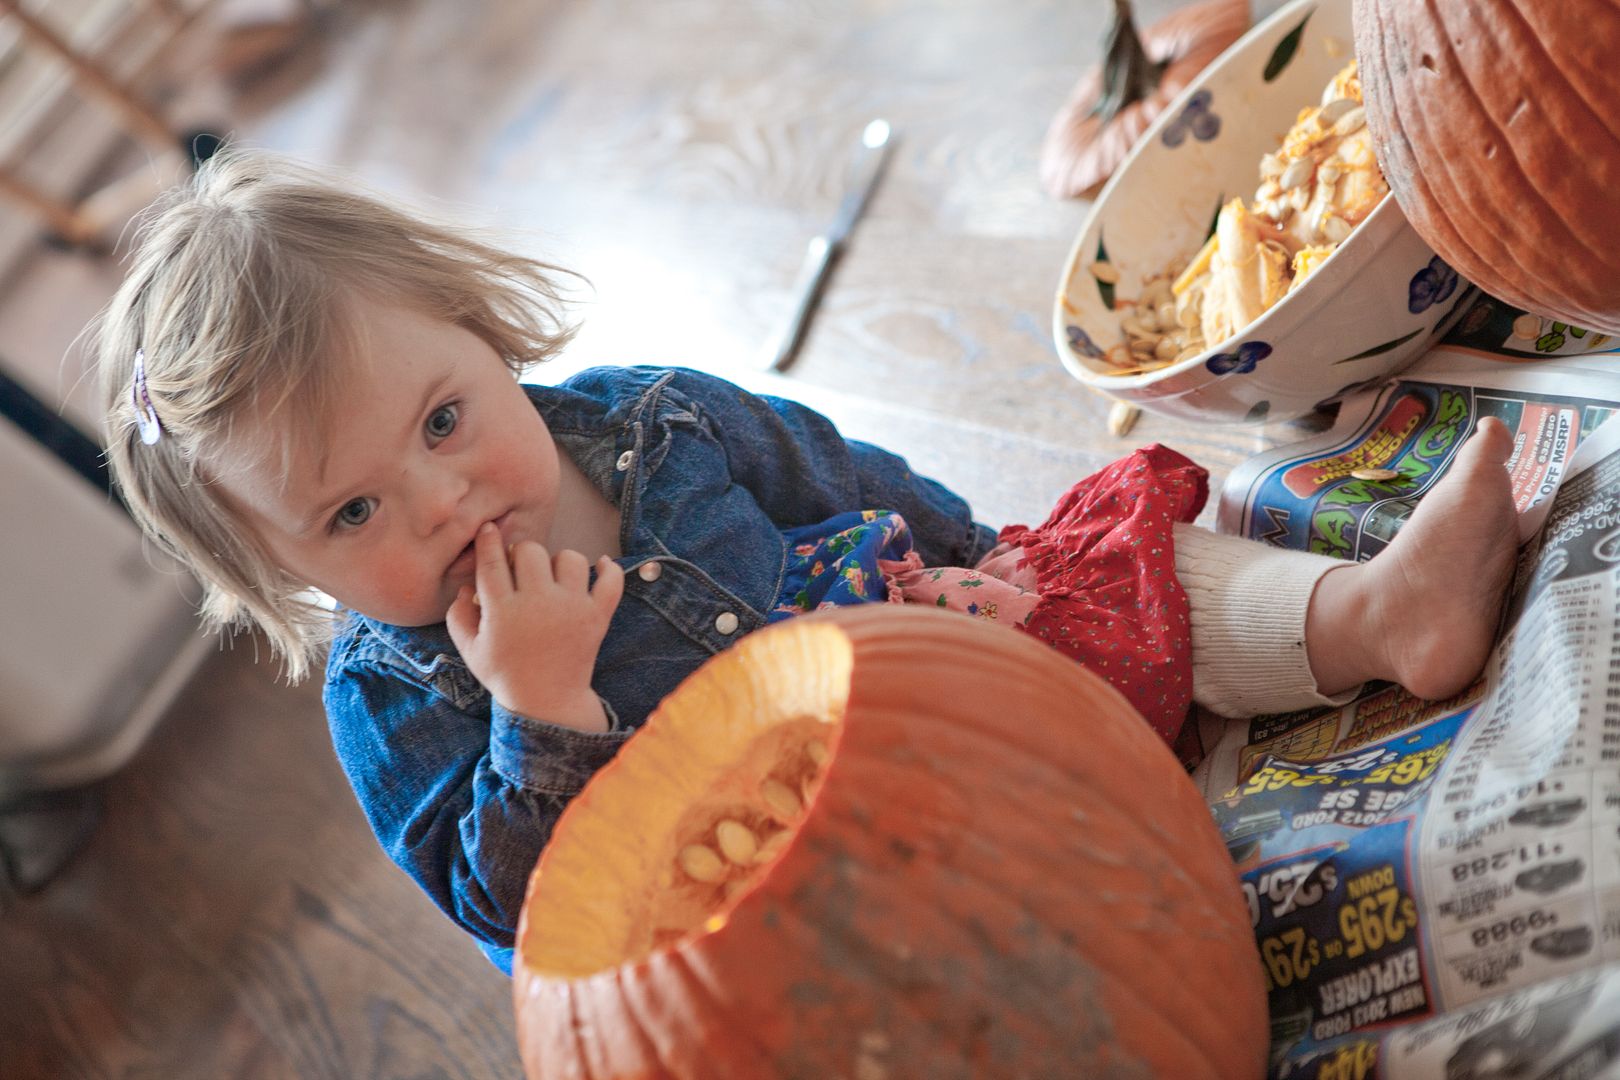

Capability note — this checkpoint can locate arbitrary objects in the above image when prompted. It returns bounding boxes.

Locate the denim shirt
[322,366,996,972]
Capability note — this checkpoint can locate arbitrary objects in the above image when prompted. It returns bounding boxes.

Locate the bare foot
[1307,416,1519,699]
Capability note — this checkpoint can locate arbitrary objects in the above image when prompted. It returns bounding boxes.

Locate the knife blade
[762,119,895,372]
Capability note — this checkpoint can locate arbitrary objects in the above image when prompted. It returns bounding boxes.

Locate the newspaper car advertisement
[1415,420,1620,1008]
[1211,712,1470,1065]
[1273,964,1620,1080]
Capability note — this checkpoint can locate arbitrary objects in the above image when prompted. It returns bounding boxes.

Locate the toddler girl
[95,150,1519,973]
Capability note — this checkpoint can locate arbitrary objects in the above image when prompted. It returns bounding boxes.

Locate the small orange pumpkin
[512,606,1267,1079]
[1355,0,1620,332]
[1040,0,1249,200]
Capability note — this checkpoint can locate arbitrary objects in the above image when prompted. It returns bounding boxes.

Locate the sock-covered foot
[1366,415,1519,699]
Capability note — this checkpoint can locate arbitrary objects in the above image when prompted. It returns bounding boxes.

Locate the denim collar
[333,368,680,675]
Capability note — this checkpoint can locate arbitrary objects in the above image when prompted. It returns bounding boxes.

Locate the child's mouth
[448,538,479,579]
[447,512,513,579]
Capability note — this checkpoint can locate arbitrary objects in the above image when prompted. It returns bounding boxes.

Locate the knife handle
[762,234,838,372]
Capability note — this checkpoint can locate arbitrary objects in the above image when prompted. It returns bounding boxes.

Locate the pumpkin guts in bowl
[1055,0,1470,423]
[1103,60,1390,375]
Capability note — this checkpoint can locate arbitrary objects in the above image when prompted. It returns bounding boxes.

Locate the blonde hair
[93,148,580,682]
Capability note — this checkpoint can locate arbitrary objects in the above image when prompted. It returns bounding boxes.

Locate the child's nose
[408,464,469,535]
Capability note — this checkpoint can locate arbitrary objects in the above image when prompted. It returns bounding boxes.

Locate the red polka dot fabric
[996,444,1208,745]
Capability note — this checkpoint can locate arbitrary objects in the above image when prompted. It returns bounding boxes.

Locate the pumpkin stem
[1091,0,1167,125]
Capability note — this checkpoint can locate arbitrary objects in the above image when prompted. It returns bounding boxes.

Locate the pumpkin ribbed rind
[514,606,1267,1079]
[1354,0,1620,332]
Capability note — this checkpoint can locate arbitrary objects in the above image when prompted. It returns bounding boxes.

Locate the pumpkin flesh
[517,625,848,979]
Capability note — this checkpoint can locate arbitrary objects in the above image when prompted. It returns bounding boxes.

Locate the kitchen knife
[762,119,895,372]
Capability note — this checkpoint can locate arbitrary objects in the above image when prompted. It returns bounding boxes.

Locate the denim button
[715,611,739,635]
[615,450,634,471]
[638,561,662,582]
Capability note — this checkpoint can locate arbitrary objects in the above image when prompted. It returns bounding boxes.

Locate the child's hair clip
[131,348,163,444]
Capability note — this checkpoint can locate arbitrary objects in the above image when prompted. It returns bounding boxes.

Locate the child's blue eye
[427,403,459,440]
[335,497,374,529]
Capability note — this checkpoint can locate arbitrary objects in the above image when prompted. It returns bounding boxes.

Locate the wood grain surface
[3,0,1326,1075]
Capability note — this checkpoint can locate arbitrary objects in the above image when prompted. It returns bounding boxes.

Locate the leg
[1306,416,1518,698]
[1177,526,1358,718]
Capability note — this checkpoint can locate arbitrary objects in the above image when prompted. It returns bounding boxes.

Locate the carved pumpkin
[1040,0,1249,200]
[512,606,1267,1079]
[1354,0,1620,333]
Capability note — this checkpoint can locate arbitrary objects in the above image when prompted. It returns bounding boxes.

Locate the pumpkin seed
[1134,306,1161,333]
[1089,260,1120,284]
[678,844,726,882]
[761,778,802,821]
[1280,157,1314,192]
[1331,106,1366,136]
[1512,314,1542,339]
[1319,215,1352,244]
[1350,467,1401,482]
[754,830,791,864]
[1107,401,1141,438]
[723,877,752,901]
[1259,152,1285,180]
[1120,315,1153,340]
[1174,346,1203,364]
[1154,337,1180,361]
[1155,302,1177,327]
[715,819,759,864]
[1318,162,1343,184]
[1316,97,1359,127]
[1141,278,1173,309]
[805,740,829,766]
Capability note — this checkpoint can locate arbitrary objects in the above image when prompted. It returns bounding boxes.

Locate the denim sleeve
[663,368,997,567]
[323,661,631,969]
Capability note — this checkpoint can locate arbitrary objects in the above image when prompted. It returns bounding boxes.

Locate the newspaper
[1186,294,1620,1078]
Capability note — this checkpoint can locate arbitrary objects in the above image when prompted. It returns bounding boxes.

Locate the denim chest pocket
[633,399,705,478]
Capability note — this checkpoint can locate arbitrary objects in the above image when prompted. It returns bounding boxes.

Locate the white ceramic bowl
[1052,0,1469,425]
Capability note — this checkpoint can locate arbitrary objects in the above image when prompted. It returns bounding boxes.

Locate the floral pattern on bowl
[1066,324,1105,360]
[1408,256,1459,314]
[1205,341,1272,376]
[1160,90,1221,147]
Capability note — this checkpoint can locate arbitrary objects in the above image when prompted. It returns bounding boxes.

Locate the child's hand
[445,522,625,732]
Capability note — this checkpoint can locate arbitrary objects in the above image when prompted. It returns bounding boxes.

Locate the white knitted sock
[1173,522,1363,718]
